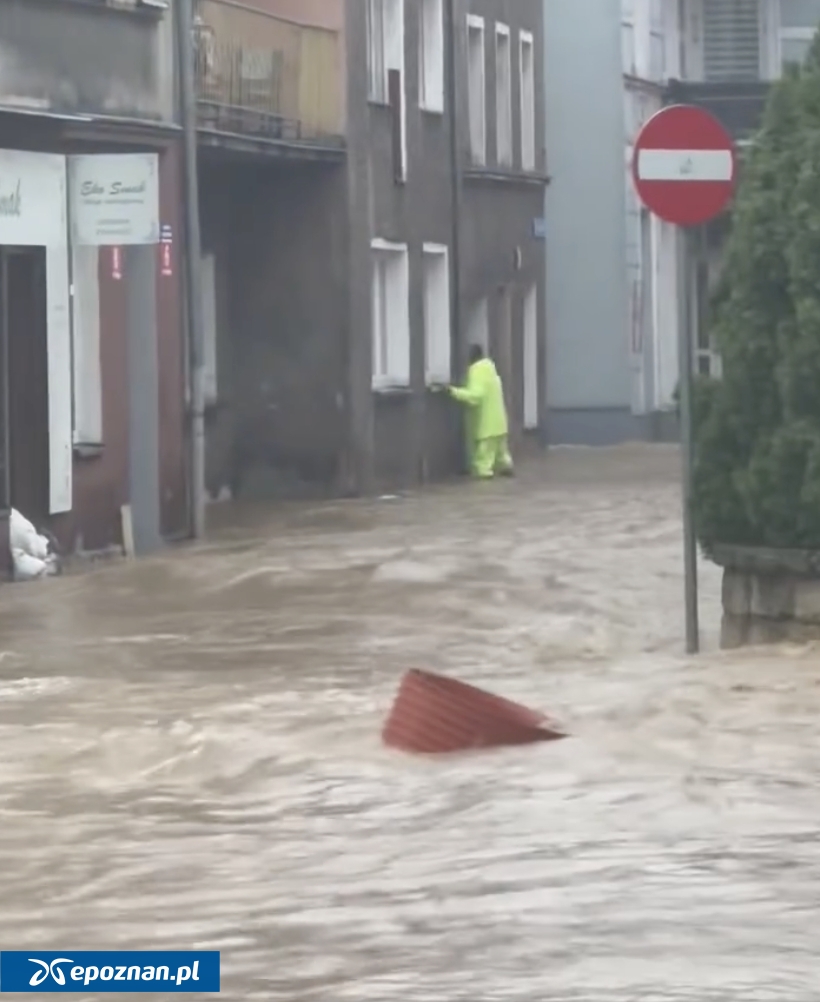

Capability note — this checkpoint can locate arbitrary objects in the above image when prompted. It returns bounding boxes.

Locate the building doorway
[0,246,50,523]
[494,284,515,434]
[523,284,538,431]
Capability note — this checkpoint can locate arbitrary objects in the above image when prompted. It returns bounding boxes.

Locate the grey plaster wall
[344,0,548,491]
[344,0,460,491]
[543,0,631,429]
[457,0,547,448]
[0,0,174,121]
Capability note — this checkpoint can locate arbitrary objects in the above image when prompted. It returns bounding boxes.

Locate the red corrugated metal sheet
[382,669,566,754]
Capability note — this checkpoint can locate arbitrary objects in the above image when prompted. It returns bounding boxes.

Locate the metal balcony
[194,0,343,145]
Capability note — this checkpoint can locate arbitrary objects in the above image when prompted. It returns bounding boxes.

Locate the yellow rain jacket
[449,357,509,440]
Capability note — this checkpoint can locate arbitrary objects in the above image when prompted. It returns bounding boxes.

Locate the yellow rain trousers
[449,358,513,478]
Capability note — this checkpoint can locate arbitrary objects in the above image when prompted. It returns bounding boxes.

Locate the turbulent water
[0,445,818,1001]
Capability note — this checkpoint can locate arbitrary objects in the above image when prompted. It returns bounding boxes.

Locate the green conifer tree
[694,34,820,552]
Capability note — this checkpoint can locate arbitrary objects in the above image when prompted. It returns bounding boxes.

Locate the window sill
[372,383,412,396]
[464,166,551,187]
[74,442,104,459]
[420,103,445,116]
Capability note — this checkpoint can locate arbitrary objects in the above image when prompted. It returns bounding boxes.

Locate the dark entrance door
[0,246,50,527]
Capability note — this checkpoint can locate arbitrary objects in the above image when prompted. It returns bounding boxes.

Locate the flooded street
[1,445,819,1001]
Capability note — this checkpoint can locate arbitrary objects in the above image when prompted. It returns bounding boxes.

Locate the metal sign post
[676,224,699,654]
[632,104,738,655]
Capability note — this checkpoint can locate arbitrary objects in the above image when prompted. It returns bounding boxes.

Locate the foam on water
[0,446,817,1001]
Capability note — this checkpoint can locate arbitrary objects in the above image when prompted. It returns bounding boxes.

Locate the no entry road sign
[632,104,737,227]
[631,103,735,655]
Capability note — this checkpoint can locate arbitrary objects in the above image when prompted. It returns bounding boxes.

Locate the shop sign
[0,151,67,247]
[70,154,160,246]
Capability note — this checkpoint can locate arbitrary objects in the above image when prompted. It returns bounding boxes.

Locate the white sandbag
[9,508,50,561]
[12,549,52,581]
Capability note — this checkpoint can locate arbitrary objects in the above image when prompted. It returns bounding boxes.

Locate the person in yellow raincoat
[448,345,514,479]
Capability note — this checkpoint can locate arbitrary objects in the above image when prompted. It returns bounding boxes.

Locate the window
[621,0,636,74]
[371,240,410,390]
[649,0,665,80]
[693,257,722,378]
[523,285,538,430]
[369,0,406,180]
[779,0,820,71]
[419,0,444,111]
[467,15,486,165]
[367,0,405,104]
[703,0,761,82]
[423,244,451,385]
[495,23,512,166]
[519,30,536,170]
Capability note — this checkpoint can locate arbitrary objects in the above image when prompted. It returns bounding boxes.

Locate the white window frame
[367,0,405,105]
[622,18,637,76]
[519,29,536,171]
[419,0,444,112]
[494,22,513,167]
[422,242,451,385]
[775,0,820,72]
[648,0,666,81]
[371,238,410,392]
[621,0,636,75]
[467,14,487,165]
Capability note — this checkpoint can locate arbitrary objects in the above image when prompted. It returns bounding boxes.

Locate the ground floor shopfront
[0,125,186,578]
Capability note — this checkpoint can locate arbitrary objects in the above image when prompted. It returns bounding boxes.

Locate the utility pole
[176,0,207,540]
[445,0,463,375]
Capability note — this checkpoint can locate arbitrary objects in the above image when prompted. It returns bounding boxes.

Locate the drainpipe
[445,0,463,373]
[176,0,207,539]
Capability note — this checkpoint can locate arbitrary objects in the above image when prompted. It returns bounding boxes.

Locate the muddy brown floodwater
[0,445,819,1001]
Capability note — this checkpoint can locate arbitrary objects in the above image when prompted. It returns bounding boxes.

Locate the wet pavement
[1,444,819,1001]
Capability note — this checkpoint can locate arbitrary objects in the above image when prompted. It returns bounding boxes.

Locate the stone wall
[715,545,820,648]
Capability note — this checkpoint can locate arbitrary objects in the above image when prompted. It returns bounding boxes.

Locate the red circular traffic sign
[632,104,737,227]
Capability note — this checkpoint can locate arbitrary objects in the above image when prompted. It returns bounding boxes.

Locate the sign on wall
[160,223,173,277]
[0,150,67,247]
[70,153,160,246]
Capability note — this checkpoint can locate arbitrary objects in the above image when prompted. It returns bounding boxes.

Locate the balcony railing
[194,0,342,142]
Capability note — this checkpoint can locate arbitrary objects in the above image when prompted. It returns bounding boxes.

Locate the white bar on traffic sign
[637,148,733,182]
